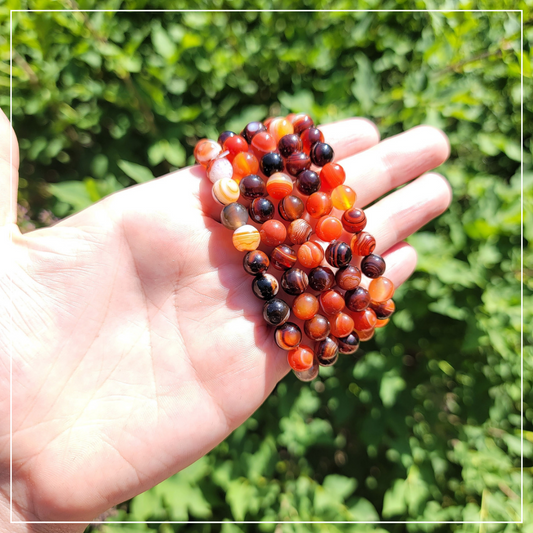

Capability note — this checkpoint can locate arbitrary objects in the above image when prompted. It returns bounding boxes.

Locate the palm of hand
[0,116,451,526]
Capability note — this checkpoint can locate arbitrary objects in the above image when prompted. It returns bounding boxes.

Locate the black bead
[239,174,266,199]
[310,142,334,167]
[243,250,270,275]
[241,121,267,144]
[249,197,274,224]
[218,131,235,146]
[361,254,386,279]
[252,273,279,300]
[325,241,352,268]
[308,266,335,292]
[263,298,291,326]
[260,152,284,177]
[296,170,321,195]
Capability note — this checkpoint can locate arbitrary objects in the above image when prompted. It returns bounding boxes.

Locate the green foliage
[1,0,531,530]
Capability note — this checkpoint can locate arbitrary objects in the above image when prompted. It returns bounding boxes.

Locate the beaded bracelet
[194,113,395,382]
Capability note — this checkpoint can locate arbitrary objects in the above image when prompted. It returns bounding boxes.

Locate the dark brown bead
[337,332,360,354]
[281,268,309,296]
[304,314,331,341]
[263,298,291,326]
[270,244,297,271]
[278,195,304,221]
[242,121,267,144]
[243,250,269,275]
[285,152,311,177]
[249,197,274,224]
[310,142,334,167]
[252,273,279,300]
[361,254,386,279]
[275,322,302,350]
[278,134,303,158]
[301,127,324,154]
[308,266,335,292]
[345,286,371,312]
[293,114,314,134]
[287,219,312,245]
[296,170,321,195]
[239,174,266,199]
[335,265,361,290]
[315,336,339,366]
[342,207,367,233]
[370,298,395,319]
[350,231,376,256]
[325,241,352,268]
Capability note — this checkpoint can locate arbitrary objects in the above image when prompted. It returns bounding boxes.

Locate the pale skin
[0,109,451,532]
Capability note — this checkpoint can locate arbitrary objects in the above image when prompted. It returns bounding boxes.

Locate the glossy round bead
[287,344,314,371]
[268,117,294,143]
[239,174,266,199]
[223,135,248,163]
[308,266,335,292]
[361,254,386,279]
[292,114,314,134]
[368,277,395,302]
[304,314,331,341]
[350,231,376,256]
[319,289,345,316]
[320,163,346,189]
[242,121,267,144]
[249,197,274,224]
[356,328,375,341]
[337,332,360,355]
[275,322,302,350]
[263,298,291,326]
[221,202,248,230]
[259,220,287,247]
[218,131,235,145]
[270,244,297,271]
[263,117,276,129]
[232,225,260,252]
[315,336,339,366]
[310,142,334,167]
[266,172,293,199]
[325,241,352,268]
[335,265,362,291]
[297,240,324,268]
[300,127,324,154]
[342,207,367,233]
[292,293,319,321]
[351,308,378,331]
[306,192,333,219]
[329,312,355,338]
[331,185,356,210]
[315,216,343,242]
[260,152,284,177]
[206,156,233,183]
[370,299,395,319]
[345,286,371,312]
[376,318,390,328]
[251,131,277,159]
[243,250,270,275]
[296,170,321,195]
[287,219,312,245]
[232,152,259,184]
[278,195,304,221]
[278,134,303,158]
[293,358,320,381]
[194,139,222,167]
[281,268,309,296]
[252,273,279,300]
[285,152,312,177]
[212,177,240,205]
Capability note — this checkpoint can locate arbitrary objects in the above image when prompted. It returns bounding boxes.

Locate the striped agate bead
[232,225,261,252]
[266,172,293,200]
[212,177,240,205]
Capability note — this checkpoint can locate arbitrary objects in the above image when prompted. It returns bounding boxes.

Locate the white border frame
[8,8,524,527]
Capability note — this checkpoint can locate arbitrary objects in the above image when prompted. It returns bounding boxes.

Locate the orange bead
[268,117,294,143]
[368,277,395,303]
[194,139,222,167]
[297,241,324,268]
[287,219,312,245]
[356,327,375,341]
[329,312,354,338]
[315,216,343,242]
[251,131,277,159]
[331,185,356,210]
[319,289,345,316]
[287,344,314,371]
[350,231,376,256]
[232,152,259,184]
[320,163,346,189]
[351,308,377,331]
[266,172,293,200]
[306,192,333,219]
[223,135,248,163]
[293,293,319,320]
[259,219,287,247]
[375,318,390,328]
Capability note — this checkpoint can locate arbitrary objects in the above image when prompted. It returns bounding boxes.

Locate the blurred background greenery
[1,1,531,531]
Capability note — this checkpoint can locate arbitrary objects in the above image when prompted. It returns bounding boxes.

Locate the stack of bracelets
[194,113,395,382]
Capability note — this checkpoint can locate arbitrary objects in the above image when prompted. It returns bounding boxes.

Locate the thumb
[0,109,20,226]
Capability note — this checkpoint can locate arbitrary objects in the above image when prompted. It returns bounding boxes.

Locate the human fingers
[0,109,20,226]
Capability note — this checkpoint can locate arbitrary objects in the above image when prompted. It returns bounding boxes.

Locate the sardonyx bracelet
[194,114,395,382]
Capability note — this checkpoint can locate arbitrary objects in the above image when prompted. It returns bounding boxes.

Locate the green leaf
[152,24,177,60]
[226,479,260,521]
[118,160,154,183]
[380,370,406,408]
[382,479,407,518]
[48,181,94,213]
[348,497,380,521]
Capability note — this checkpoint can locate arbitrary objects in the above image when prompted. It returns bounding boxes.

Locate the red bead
[356,327,375,341]
[300,127,324,154]
[315,216,343,242]
[304,314,331,341]
[292,114,314,134]
[251,132,277,159]
[259,219,287,247]
[223,135,248,163]
[293,293,319,320]
[306,192,333,219]
[319,289,345,316]
[287,344,314,371]
[320,163,346,189]
[329,312,354,338]
[368,277,395,303]
[342,207,367,233]
[350,231,376,256]
[297,241,324,268]
[350,308,377,331]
